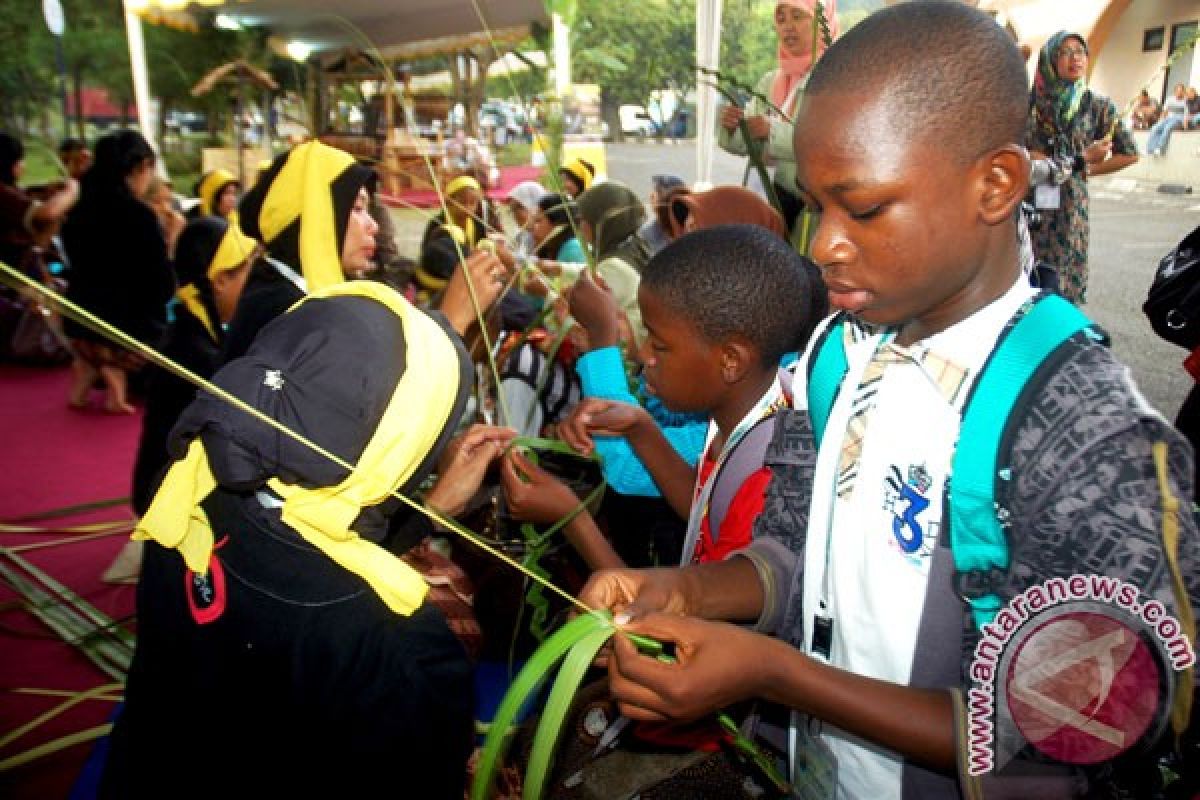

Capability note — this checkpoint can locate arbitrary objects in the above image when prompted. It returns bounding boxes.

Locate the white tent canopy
[123,0,549,171]
[129,0,548,54]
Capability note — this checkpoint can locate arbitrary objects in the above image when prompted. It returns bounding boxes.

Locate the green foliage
[0,1,284,145]
[143,21,256,122]
[717,0,777,92]
[573,0,697,107]
[485,44,546,102]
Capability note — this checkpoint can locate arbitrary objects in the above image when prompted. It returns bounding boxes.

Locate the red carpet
[380,164,544,209]
[0,364,141,799]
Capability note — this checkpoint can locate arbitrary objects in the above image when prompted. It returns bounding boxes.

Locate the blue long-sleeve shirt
[575,345,709,497]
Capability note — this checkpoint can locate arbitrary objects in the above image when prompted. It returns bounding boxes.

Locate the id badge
[1034,184,1061,210]
[790,714,838,800]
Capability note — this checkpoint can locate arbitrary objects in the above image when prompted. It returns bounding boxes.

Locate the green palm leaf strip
[505,437,605,650]
[471,610,614,800]
[695,65,790,120]
[813,1,834,52]
[471,614,791,799]
[521,479,606,644]
[0,725,113,772]
[523,620,614,799]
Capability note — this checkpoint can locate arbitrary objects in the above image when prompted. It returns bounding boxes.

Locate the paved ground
[395,140,1200,420]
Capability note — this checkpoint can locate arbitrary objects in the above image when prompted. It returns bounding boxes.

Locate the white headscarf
[505,180,548,215]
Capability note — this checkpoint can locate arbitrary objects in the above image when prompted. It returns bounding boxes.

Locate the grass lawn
[18,141,68,187]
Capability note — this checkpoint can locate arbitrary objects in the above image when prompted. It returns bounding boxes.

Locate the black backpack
[1144,224,1200,350]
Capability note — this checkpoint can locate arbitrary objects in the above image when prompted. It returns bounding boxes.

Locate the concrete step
[1120,130,1197,190]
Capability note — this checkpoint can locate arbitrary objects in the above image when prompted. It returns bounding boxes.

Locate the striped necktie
[835,339,969,500]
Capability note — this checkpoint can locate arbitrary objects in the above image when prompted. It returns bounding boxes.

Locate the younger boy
[560,224,826,564]
[582,4,1200,798]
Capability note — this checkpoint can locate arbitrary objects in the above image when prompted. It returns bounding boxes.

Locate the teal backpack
[806,292,1106,629]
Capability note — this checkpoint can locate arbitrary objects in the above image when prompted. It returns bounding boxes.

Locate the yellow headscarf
[560,158,595,192]
[444,175,482,246]
[196,169,239,217]
[175,222,259,340]
[135,280,463,615]
[250,140,361,292]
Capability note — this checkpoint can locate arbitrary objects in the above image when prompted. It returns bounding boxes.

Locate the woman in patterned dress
[1024,31,1137,304]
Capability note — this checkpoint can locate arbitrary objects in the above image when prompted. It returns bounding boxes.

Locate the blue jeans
[1147,114,1185,153]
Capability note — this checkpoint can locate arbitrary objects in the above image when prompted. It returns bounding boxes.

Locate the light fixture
[286,40,313,62]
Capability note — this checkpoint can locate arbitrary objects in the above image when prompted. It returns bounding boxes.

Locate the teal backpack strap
[951,293,1105,630]
[806,314,850,446]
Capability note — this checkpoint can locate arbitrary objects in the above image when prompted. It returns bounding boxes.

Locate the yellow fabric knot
[136,280,463,616]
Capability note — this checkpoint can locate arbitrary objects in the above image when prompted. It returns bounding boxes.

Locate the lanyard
[679,374,787,565]
[264,255,307,293]
[815,330,898,623]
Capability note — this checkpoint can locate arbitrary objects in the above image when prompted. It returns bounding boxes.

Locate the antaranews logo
[966,574,1195,775]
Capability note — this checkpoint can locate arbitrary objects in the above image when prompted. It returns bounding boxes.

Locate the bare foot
[99,366,133,415]
[68,359,97,408]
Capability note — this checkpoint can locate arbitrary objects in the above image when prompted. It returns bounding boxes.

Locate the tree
[718,0,777,92]
[143,21,259,144]
[58,0,135,139]
[572,0,697,140]
[0,0,57,134]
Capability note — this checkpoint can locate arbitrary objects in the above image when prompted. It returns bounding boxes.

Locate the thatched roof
[191,60,279,97]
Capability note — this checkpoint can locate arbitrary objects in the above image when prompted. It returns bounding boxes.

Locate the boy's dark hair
[643,224,828,366]
[806,1,1027,163]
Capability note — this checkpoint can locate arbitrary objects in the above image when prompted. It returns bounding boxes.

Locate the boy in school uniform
[581,4,1200,798]
[556,224,826,565]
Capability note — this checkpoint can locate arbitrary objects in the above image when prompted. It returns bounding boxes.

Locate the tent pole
[236,73,245,187]
[121,1,167,179]
[695,0,723,191]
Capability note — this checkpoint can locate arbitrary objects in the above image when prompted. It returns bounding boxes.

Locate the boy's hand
[500,449,581,525]
[425,424,516,518]
[579,567,697,620]
[567,273,620,350]
[608,612,771,722]
[559,398,648,457]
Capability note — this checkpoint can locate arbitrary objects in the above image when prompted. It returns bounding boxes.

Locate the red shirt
[689,451,773,564]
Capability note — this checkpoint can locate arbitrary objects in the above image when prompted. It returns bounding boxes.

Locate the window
[1143,27,1165,52]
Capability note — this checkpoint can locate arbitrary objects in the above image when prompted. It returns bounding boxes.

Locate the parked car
[618,104,659,137]
[165,110,208,134]
[479,100,525,145]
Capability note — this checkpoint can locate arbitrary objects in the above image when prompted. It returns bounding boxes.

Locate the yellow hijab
[196,169,238,217]
[248,140,363,292]
[174,222,259,340]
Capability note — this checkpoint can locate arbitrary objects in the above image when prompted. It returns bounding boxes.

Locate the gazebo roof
[190,59,279,97]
